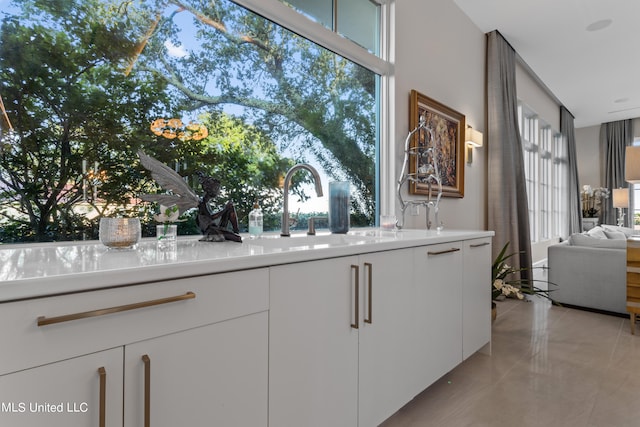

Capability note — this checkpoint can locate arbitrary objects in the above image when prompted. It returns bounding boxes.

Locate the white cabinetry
[0,231,492,427]
[0,348,123,427]
[462,238,492,359]
[0,269,269,427]
[269,256,359,427]
[412,242,463,388]
[269,248,416,427]
[358,249,415,427]
[124,312,268,427]
[270,239,491,427]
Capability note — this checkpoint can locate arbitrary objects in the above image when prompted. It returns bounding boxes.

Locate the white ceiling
[453,0,640,129]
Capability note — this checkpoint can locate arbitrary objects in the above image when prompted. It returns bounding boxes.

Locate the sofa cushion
[568,233,627,249]
[601,224,635,237]
[604,230,627,240]
[586,226,607,239]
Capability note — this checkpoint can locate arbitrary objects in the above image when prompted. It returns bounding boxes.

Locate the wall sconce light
[625,146,640,183]
[465,125,483,164]
[612,188,628,227]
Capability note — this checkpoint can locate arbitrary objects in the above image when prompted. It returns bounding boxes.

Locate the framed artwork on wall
[409,89,465,198]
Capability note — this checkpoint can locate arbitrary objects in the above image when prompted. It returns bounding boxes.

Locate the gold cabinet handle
[470,242,490,248]
[351,265,359,329]
[364,263,373,324]
[427,248,460,256]
[98,367,106,427]
[142,355,151,427]
[37,292,196,327]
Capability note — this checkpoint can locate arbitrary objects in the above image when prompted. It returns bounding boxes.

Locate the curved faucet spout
[281,164,323,236]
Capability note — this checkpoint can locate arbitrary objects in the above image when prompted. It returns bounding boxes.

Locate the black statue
[138,151,241,242]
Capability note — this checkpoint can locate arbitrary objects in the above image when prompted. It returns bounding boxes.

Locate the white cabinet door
[463,238,492,359]
[123,312,268,427]
[358,248,415,427]
[412,242,463,388]
[0,347,123,427]
[269,256,359,427]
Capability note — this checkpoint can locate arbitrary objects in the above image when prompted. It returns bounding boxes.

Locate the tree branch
[169,0,270,52]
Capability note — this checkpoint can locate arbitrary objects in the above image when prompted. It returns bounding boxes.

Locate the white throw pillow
[586,226,607,239]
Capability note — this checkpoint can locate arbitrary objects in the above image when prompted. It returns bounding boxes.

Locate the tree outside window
[0,0,378,242]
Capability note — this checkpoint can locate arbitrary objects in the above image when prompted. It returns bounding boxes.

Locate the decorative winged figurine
[137,150,242,242]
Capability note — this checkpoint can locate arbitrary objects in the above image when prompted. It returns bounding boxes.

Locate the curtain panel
[600,120,633,226]
[486,30,533,288]
[561,106,582,236]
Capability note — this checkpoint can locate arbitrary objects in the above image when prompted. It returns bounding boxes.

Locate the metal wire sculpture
[396,115,443,230]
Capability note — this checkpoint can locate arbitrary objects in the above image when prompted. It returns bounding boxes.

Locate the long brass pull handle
[427,248,460,256]
[142,355,151,427]
[364,262,372,324]
[98,367,106,427]
[351,265,359,329]
[470,242,490,248]
[37,292,196,326]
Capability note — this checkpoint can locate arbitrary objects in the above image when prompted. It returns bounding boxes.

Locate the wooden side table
[627,237,640,334]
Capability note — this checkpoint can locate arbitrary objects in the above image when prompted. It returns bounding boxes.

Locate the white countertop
[0,228,493,302]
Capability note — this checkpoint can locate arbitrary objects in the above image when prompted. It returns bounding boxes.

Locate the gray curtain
[561,106,582,236]
[486,31,533,288]
[600,120,633,226]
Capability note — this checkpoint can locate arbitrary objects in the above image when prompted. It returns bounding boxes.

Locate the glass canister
[329,181,350,234]
[99,217,141,249]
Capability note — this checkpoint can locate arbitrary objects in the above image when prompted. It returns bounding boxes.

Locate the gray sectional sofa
[547,225,634,315]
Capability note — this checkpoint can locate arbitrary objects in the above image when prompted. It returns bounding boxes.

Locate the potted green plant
[491,242,554,320]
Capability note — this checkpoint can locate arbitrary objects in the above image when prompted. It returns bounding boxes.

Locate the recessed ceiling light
[586,19,612,32]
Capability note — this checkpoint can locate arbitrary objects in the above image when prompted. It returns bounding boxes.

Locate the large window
[551,132,568,237]
[0,0,386,243]
[632,139,640,231]
[518,102,568,242]
[279,0,380,55]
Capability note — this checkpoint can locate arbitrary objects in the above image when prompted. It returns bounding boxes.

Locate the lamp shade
[465,126,483,147]
[613,188,629,208]
[625,146,640,183]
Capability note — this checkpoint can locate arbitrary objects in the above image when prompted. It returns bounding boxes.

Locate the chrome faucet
[281,164,323,236]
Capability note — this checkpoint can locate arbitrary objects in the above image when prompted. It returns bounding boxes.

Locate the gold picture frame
[409,90,465,198]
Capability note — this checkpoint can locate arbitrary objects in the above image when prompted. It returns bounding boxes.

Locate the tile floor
[380,297,640,427]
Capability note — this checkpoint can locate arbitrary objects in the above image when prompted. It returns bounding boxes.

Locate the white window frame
[539,125,552,240]
[632,139,640,231]
[518,102,567,242]
[552,132,568,238]
[233,0,393,217]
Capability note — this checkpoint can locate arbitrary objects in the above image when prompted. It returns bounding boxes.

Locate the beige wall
[392,0,486,230]
[391,0,589,260]
[515,62,560,131]
[575,124,601,188]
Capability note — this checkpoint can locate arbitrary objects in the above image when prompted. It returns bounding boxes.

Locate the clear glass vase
[157,224,177,249]
[329,181,350,234]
